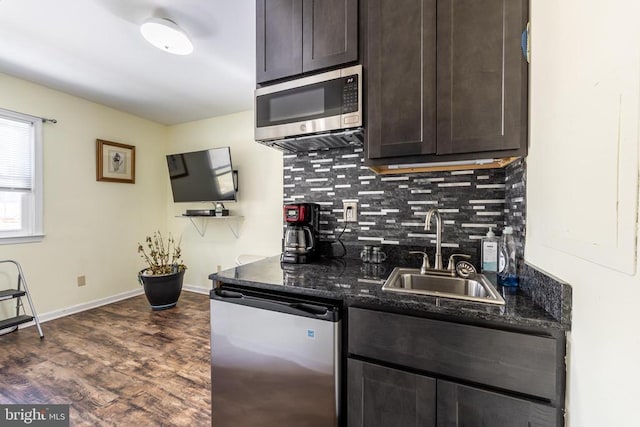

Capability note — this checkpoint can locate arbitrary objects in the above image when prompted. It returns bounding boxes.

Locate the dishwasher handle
[211,288,339,322]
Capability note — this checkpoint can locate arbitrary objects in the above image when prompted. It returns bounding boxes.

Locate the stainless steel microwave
[255,65,363,152]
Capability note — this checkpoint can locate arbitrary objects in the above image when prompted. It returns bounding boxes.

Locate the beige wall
[166,111,283,289]
[0,75,283,319]
[527,1,640,425]
[0,73,169,316]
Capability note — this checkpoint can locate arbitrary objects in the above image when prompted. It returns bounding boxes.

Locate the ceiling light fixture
[140,18,194,55]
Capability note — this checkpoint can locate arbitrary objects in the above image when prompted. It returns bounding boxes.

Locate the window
[0,109,43,243]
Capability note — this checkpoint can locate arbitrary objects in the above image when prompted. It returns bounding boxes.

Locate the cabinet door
[256,0,303,83]
[437,380,560,427]
[348,358,436,427]
[364,0,437,159]
[302,0,358,73]
[437,0,528,155]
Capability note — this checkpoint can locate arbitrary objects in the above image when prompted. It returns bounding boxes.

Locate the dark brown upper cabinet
[364,0,437,160]
[365,0,529,165]
[256,0,358,84]
[256,0,302,84]
[437,0,528,155]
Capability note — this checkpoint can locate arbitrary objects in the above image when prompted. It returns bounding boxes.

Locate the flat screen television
[166,147,237,203]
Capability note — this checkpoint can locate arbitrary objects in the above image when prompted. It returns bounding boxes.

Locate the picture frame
[96,139,135,184]
[167,154,188,178]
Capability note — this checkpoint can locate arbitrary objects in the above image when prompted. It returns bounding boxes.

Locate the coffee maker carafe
[281,203,320,264]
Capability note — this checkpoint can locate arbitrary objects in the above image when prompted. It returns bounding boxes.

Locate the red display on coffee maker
[284,204,312,223]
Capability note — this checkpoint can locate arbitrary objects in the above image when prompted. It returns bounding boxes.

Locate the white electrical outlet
[343,201,358,222]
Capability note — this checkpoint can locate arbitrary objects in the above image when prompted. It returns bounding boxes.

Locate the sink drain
[455,261,477,278]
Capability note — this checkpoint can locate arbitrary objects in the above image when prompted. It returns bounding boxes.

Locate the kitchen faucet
[424,208,443,270]
[411,208,473,277]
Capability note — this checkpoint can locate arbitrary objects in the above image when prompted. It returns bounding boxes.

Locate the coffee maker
[281,203,320,264]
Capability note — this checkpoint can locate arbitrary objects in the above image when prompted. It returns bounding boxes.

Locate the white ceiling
[0,0,256,125]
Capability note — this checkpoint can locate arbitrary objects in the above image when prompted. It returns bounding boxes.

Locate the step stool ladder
[0,260,44,339]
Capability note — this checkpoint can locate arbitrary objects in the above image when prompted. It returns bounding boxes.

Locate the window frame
[0,108,44,244]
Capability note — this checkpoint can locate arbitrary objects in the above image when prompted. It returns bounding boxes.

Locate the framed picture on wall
[96,139,135,184]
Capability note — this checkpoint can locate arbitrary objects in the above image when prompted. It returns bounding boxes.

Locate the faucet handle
[409,251,430,274]
[447,254,471,271]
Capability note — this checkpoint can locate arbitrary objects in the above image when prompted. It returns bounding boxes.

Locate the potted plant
[137,231,186,310]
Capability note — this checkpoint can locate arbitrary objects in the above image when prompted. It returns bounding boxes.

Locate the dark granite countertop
[209,255,569,332]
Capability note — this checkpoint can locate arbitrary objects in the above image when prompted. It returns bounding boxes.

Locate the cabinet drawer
[348,308,559,401]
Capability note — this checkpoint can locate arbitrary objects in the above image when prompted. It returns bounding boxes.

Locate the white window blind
[0,108,43,243]
[0,116,34,191]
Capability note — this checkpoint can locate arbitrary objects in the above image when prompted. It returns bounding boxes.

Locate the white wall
[166,111,283,289]
[0,73,169,316]
[527,1,640,425]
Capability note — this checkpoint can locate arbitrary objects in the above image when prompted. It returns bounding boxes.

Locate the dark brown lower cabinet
[348,361,561,427]
[437,380,560,427]
[348,358,436,427]
[347,308,565,427]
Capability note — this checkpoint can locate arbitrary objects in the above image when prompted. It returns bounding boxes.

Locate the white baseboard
[1,284,209,334]
[183,283,211,295]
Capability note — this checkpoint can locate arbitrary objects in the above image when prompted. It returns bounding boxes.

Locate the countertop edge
[209,265,569,332]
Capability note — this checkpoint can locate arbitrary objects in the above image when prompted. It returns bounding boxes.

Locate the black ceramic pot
[138,269,185,311]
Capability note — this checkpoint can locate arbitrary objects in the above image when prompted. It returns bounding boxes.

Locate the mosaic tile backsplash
[505,158,526,264]
[281,150,570,322]
[283,146,526,266]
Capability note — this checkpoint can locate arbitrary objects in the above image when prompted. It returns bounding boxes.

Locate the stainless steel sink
[382,268,505,305]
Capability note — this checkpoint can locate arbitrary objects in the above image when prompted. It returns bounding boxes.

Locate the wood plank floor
[0,291,211,426]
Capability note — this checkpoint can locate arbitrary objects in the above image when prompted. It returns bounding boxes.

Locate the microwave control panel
[342,75,359,114]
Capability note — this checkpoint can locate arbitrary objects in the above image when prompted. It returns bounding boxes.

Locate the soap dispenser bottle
[498,226,518,287]
[481,227,498,273]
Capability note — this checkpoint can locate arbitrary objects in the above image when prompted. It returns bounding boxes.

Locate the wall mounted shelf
[177,215,243,238]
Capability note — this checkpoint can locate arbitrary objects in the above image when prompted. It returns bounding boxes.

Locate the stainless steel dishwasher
[210,287,342,427]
